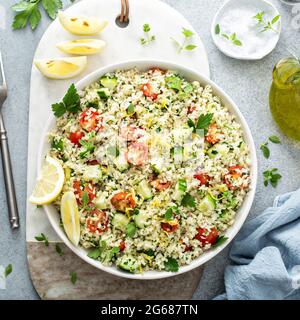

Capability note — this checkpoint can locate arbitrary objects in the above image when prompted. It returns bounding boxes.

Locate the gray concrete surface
[0,0,299,300]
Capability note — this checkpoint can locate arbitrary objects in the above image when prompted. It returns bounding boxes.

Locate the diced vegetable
[94,192,109,210]
[136,180,153,200]
[134,211,148,228]
[82,165,102,182]
[97,88,110,100]
[117,255,140,273]
[111,213,129,232]
[198,193,216,213]
[113,153,129,172]
[100,76,118,90]
[173,179,187,202]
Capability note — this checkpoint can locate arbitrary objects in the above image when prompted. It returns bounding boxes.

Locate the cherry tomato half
[141,83,158,101]
[110,192,136,212]
[194,170,210,186]
[86,209,108,234]
[194,227,219,245]
[126,142,148,166]
[69,130,85,146]
[79,109,103,132]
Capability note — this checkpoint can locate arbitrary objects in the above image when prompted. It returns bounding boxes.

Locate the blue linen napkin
[215,188,300,300]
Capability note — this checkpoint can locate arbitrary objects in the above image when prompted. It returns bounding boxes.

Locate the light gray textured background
[0,0,299,300]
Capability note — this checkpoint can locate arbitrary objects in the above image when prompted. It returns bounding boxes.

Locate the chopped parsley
[164,257,179,272]
[181,193,196,208]
[263,168,282,187]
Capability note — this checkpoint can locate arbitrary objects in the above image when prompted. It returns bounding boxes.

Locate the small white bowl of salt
[211,0,281,60]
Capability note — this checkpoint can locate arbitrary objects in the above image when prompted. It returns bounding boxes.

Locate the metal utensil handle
[0,112,19,229]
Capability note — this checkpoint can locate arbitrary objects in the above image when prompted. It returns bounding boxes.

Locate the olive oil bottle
[269,57,300,140]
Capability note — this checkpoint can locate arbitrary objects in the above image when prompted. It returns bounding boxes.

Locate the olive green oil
[269,57,300,140]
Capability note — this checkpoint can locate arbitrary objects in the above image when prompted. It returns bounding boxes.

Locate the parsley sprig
[171,28,197,53]
[12,0,63,30]
[215,24,242,46]
[70,271,77,285]
[140,23,156,45]
[52,84,81,117]
[5,264,13,278]
[35,233,49,246]
[260,135,281,158]
[253,11,280,33]
[263,168,282,187]
[188,113,214,135]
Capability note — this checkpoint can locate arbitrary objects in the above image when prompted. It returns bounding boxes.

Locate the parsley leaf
[140,23,156,45]
[165,76,182,92]
[263,168,282,187]
[216,26,243,46]
[164,207,174,220]
[196,113,213,135]
[164,257,179,272]
[79,139,95,158]
[215,24,220,35]
[172,27,197,53]
[51,137,64,151]
[35,233,49,246]
[181,193,196,208]
[51,84,81,117]
[126,222,136,237]
[87,248,102,259]
[70,271,77,285]
[253,11,280,33]
[269,135,281,144]
[213,235,228,248]
[55,243,64,256]
[12,0,63,30]
[5,264,13,278]
[260,142,270,159]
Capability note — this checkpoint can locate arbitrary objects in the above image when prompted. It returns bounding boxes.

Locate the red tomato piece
[205,123,220,144]
[69,130,85,146]
[126,142,148,166]
[184,245,192,252]
[79,109,103,132]
[224,165,244,190]
[194,227,219,245]
[141,83,158,101]
[161,222,178,233]
[73,181,96,204]
[110,192,136,212]
[119,241,126,251]
[150,180,171,191]
[194,170,210,186]
[86,209,108,234]
[187,105,197,114]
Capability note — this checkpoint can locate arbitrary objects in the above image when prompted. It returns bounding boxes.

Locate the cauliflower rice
[49,67,251,273]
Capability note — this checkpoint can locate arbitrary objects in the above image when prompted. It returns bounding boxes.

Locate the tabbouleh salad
[49,67,251,273]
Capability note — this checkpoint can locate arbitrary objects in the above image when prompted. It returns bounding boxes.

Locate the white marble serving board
[26,0,210,242]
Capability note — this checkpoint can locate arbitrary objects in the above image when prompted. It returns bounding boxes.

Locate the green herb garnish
[165,76,182,92]
[213,235,228,248]
[35,233,49,246]
[51,137,64,151]
[260,142,270,159]
[52,84,81,117]
[70,271,77,285]
[188,113,213,135]
[269,135,281,144]
[5,264,13,278]
[263,168,282,187]
[144,249,154,256]
[55,243,64,257]
[253,11,280,33]
[140,23,156,45]
[181,193,196,208]
[171,27,197,53]
[126,222,136,238]
[164,257,179,272]
[215,24,220,35]
[215,25,242,46]
[79,139,95,158]
[12,0,63,30]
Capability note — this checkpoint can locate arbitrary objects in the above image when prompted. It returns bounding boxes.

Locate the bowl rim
[38,59,257,280]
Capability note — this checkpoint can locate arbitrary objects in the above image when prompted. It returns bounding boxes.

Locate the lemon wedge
[34,56,87,79]
[29,156,65,205]
[57,39,106,55]
[61,191,80,246]
[58,11,108,35]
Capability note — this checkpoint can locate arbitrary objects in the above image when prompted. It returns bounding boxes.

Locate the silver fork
[0,51,19,229]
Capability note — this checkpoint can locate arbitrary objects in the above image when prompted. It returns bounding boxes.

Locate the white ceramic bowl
[38,60,257,280]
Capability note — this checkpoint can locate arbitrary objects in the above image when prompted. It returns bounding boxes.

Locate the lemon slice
[29,156,65,205]
[34,56,87,79]
[58,11,108,35]
[61,191,80,246]
[57,39,106,55]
